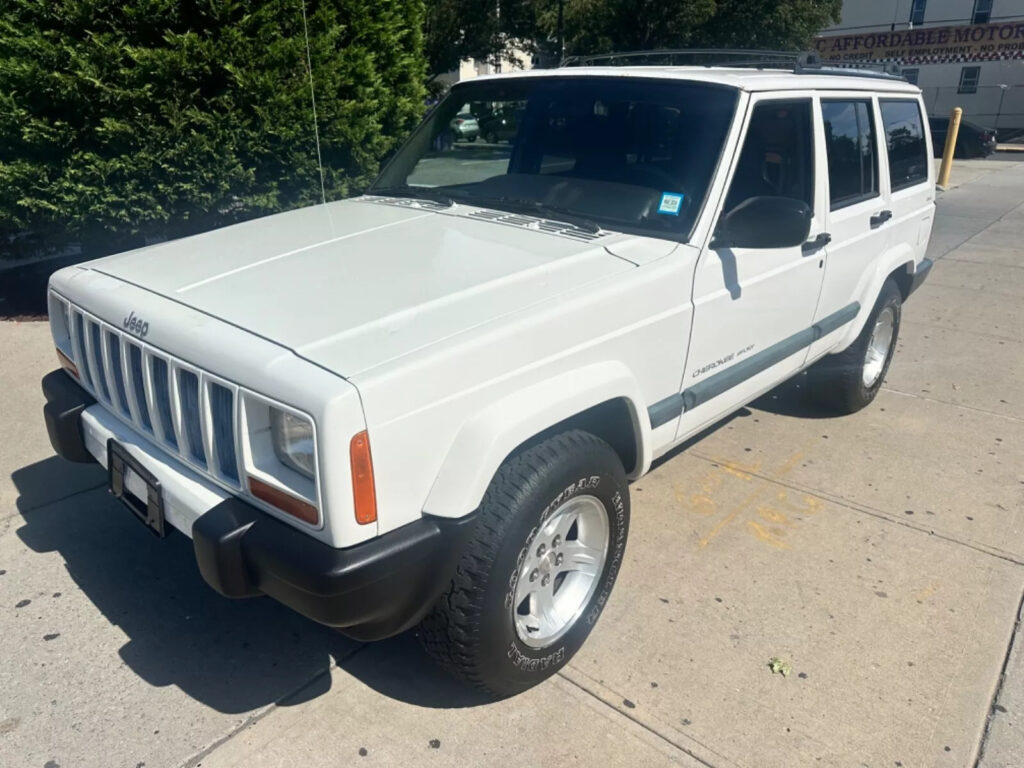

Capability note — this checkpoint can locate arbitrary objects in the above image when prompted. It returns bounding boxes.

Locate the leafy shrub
[0,0,427,258]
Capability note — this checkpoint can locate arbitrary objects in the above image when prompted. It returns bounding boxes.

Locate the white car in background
[43,53,933,696]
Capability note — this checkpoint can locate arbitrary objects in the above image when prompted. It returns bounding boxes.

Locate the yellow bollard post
[937,107,963,189]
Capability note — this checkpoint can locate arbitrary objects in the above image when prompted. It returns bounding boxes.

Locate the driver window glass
[722,100,815,214]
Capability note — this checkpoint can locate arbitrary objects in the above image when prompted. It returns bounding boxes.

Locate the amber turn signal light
[248,475,319,525]
[349,430,377,525]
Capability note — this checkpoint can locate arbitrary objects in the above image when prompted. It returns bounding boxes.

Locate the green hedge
[0,0,427,258]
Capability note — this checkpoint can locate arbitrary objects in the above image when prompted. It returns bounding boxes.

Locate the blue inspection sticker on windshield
[657,192,684,216]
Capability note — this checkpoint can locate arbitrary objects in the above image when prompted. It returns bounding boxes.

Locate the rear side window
[880,100,929,190]
[821,100,879,209]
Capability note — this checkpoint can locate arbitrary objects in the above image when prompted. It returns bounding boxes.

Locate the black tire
[807,278,902,414]
[485,131,498,144]
[418,430,630,697]
[467,135,477,143]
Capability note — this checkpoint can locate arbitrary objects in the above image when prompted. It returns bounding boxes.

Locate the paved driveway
[1,159,1022,768]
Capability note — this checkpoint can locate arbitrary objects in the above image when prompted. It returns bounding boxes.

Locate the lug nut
[552,535,561,548]
[536,543,547,558]
[529,568,539,582]
[542,574,550,586]
[555,553,564,566]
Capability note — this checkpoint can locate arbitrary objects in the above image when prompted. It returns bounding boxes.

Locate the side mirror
[714,196,813,249]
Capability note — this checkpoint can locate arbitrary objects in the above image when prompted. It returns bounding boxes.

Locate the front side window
[821,100,879,209]
[910,0,927,25]
[959,66,981,94]
[973,0,993,24]
[371,77,739,240]
[880,100,929,190]
[723,100,815,214]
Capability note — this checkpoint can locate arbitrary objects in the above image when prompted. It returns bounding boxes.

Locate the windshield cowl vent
[466,209,604,242]
[366,196,452,212]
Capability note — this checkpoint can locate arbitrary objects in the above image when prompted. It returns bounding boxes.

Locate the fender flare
[835,242,916,350]
[422,361,651,519]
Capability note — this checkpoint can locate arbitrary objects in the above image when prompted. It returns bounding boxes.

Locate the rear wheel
[807,278,902,414]
[418,430,629,697]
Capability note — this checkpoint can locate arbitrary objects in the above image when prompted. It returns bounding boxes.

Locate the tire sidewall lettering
[504,474,602,611]
[503,475,625,674]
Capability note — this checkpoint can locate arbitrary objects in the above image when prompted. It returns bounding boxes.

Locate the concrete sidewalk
[1,158,1022,768]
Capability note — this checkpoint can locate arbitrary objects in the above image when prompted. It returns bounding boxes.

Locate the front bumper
[42,369,476,640]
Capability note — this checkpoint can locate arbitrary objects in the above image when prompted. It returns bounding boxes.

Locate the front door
[675,95,828,441]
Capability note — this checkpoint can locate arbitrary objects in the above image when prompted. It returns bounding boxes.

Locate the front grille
[65,304,242,488]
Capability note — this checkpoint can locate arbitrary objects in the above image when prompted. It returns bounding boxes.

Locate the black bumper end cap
[41,369,96,464]
[192,498,477,641]
[908,257,933,297]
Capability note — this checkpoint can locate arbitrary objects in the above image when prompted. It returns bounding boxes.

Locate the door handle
[870,210,893,227]
[801,232,831,254]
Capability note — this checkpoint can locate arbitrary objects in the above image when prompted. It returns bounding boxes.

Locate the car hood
[91,198,637,376]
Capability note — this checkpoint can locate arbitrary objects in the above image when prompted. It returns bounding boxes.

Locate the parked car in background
[450,112,479,142]
[929,116,996,158]
[479,107,520,143]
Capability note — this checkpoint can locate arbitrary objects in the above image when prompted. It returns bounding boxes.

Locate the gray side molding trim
[812,301,860,338]
[648,393,685,429]
[646,302,861,428]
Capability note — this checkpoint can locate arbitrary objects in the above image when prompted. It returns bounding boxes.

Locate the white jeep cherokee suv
[42,58,934,696]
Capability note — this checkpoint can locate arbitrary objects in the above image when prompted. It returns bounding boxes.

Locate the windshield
[371,76,739,239]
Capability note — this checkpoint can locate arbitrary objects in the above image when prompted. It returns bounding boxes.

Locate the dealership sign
[814,20,1024,63]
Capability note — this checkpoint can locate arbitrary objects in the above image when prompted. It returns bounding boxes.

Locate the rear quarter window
[880,100,930,190]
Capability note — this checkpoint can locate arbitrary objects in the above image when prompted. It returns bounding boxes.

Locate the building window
[903,68,920,85]
[972,0,994,24]
[958,66,981,94]
[909,0,927,25]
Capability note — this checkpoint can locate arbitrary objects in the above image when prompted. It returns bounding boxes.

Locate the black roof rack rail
[558,48,906,81]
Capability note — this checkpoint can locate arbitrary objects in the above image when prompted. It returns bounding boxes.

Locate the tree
[692,0,843,51]
[512,0,841,62]
[424,0,502,78]
[0,0,427,259]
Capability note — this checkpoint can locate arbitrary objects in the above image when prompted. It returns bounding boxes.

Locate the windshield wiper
[463,195,602,234]
[369,185,454,207]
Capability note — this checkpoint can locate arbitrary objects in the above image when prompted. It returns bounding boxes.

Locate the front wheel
[418,430,629,697]
[807,278,902,414]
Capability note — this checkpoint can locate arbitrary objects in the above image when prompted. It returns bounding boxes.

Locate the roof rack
[558,49,905,80]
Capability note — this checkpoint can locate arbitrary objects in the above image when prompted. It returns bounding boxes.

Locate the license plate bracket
[108,439,167,538]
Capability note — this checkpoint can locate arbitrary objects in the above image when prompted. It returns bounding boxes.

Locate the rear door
[806,95,892,362]
[878,96,935,266]
[675,94,827,440]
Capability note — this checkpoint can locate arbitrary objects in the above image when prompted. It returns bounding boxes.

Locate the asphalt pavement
[1,156,1022,768]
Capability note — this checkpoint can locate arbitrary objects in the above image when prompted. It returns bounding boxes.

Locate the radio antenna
[300,1,327,205]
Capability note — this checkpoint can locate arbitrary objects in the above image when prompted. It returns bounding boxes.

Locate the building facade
[815,0,1024,131]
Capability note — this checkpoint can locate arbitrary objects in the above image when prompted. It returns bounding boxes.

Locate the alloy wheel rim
[862,306,895,388]
[512,495,610,649]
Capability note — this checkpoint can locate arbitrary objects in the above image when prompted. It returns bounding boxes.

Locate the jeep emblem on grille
[123,311,149,338]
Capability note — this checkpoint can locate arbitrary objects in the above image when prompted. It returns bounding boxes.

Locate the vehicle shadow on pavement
[748,373,844,420]
[11,456,354,714]
[11,456,495,712]
[337,632,496,709]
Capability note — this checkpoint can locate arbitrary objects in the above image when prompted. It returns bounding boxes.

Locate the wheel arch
[833,245,916,352]
[888,259,916,301]
[422,362,650,519]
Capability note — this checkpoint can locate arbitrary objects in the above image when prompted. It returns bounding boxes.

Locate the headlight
[270,408,316,479]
